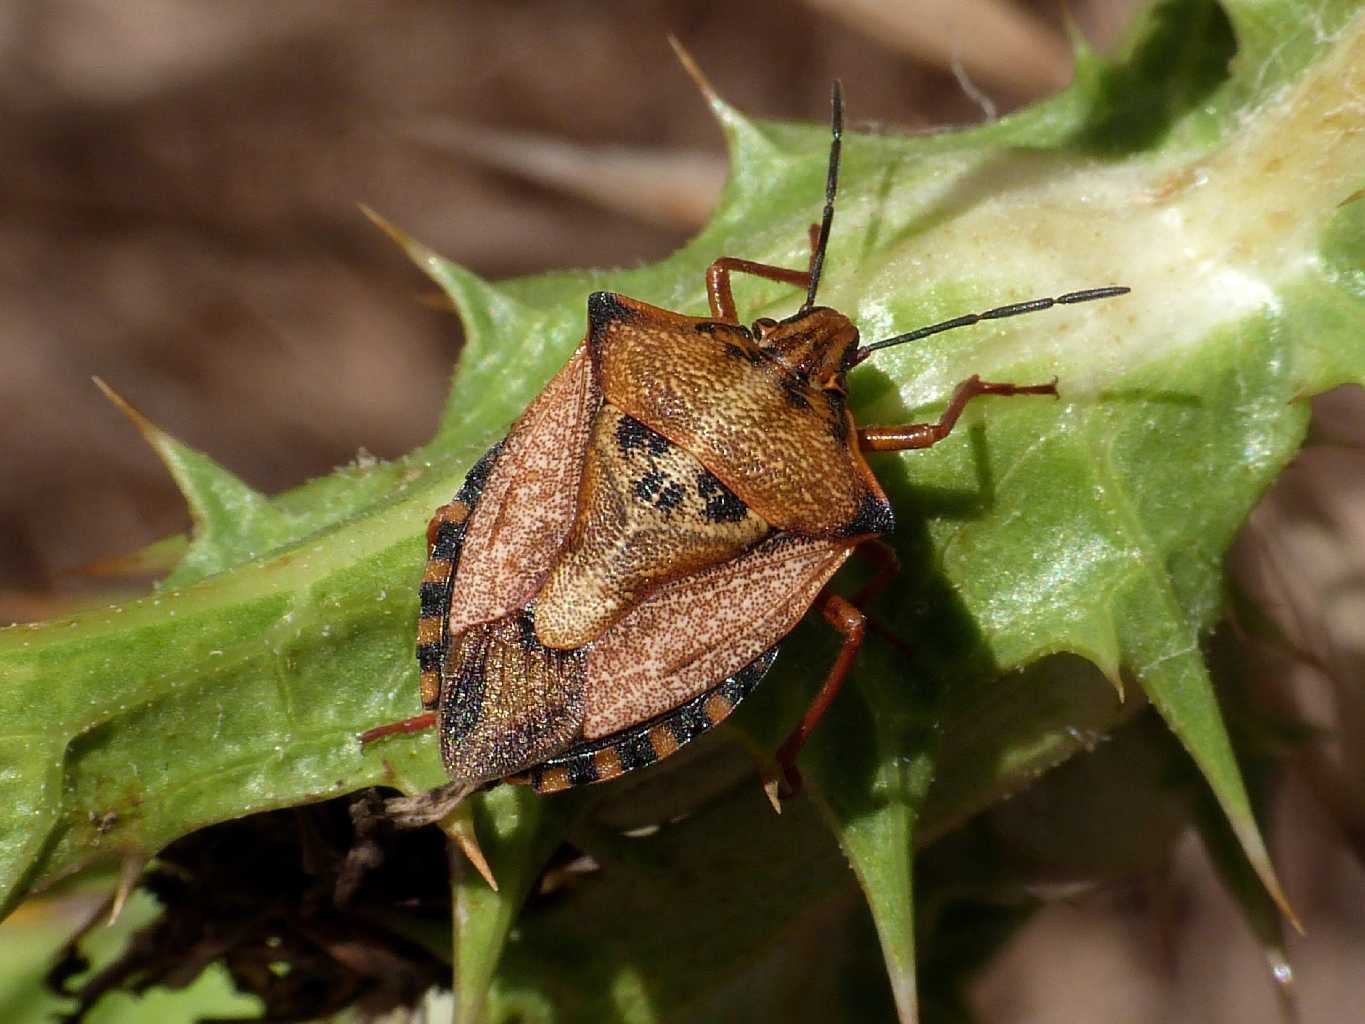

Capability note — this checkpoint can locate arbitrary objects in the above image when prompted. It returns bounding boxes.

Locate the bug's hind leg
[761,592,866,811]
[761,539,913,811]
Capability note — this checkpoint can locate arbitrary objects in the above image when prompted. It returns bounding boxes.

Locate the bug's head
[753,307,860,392]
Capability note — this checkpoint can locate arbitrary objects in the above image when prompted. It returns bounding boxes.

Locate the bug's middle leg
[857,375,1058,452]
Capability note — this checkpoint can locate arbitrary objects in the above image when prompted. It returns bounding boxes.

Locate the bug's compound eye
[752,317,779,339]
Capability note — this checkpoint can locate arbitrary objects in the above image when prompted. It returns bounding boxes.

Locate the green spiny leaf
[92,381,299,590]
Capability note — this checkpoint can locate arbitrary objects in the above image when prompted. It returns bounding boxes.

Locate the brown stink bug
[362,83,1127,831]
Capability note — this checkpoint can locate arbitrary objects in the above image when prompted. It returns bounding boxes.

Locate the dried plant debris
[47,793,451,1023]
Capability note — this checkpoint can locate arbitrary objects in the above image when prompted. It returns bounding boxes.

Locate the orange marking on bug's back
[419,671,441,708]
[416,616,444,646]
[423,558,454,584]
[593,747,624,780]
[536,766,572,793]
[648,726,679,759]
[703,692,732,724]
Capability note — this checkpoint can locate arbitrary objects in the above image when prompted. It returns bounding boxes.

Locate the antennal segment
[853,286,1129,364]
[800,80,844,313]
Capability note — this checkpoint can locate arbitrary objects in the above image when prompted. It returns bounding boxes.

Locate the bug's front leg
[705,223,821,322]
[857,375,1058,452]
[706,258,812,322]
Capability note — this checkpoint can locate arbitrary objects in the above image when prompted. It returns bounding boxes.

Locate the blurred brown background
[3,2,1362,1021]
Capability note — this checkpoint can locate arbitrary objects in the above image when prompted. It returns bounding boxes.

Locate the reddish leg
[706,259,811,322]
[360,712,436,748]
[763,539,914,808]
[850,539,915,660]
[768,591,866,802]
[858,375,1058,452]
[705,223,823,322]
[763,374,1057,802]
[851,537,900,608]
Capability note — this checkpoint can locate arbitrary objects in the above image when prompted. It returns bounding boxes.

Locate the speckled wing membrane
[444,346,599,637]
[582,532,853,739]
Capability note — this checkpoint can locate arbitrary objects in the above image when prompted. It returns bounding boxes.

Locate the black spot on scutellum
[696,469,748,523]
[615,414,669,457]
[656,481,686,513]
[632,468,685,514]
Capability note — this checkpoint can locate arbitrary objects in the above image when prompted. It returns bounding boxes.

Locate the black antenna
[852,286,1130,364]
[800,81,843,313]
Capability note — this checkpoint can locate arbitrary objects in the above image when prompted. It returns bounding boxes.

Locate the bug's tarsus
[800,80,844,313]
[853,285,1130,363]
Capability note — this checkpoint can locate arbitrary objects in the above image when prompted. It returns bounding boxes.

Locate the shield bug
[363,83,1127,827]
